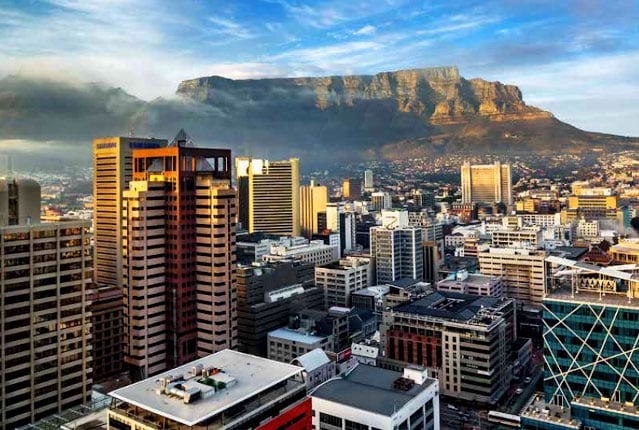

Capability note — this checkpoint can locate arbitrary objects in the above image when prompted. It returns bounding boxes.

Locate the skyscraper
[92,136,167,381]
[370,210,423,283]
[461,161,512,205]
[343,177,362,200]
[0,177,40,226]
[93,136,167,289]
[122,131,236,376]
[0,179,93,428]
[371,191,392,211]
[364,169,374,191]
[300,180,327,238]
[236,157,300,236]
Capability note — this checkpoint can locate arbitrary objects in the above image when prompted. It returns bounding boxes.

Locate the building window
[320,412,343,427]
[345,420,369,430]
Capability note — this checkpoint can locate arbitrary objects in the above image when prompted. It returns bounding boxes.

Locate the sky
[1,0,638,135]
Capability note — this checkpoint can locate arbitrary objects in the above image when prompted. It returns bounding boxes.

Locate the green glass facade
[526,297,639,430]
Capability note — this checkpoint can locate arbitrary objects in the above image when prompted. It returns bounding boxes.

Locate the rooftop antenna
[128,125,135,137]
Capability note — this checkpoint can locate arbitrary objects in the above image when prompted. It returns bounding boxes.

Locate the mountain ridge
[1,67,637,167]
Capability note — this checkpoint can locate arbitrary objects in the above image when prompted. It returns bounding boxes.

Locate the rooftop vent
[393,377,415,392]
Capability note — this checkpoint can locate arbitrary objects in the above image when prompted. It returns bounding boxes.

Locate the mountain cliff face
[176,66,552,127]
[1,67,636,168]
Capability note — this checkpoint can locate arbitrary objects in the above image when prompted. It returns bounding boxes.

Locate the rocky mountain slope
[1,67,636,167]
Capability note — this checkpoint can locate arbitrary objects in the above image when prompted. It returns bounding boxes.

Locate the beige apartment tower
[121,137,237,377]
[461,161,512,206]
[0,220,93,429]
[300,180,327,238]
[236,157,300,236]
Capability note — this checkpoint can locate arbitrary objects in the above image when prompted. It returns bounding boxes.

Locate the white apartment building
[311,365,440,430]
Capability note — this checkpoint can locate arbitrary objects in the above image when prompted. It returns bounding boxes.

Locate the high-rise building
[382,292,515,404]
[236,260,323,357]
[92,136,166,381]
[122,131,236,376]
[370,210,423,284]
[0,177,40,226]
[236,157,300,236]
[93,136,167,289]
[371,191,392,211]
[1,220,93,429]
[461,161,512,205]
[477,247,547,306]
[343,177,362,200]
[300,180,327,238]
[321,202,356,256]
[315,256,372,308]
[364,169,374,191]
[521,256,639,429]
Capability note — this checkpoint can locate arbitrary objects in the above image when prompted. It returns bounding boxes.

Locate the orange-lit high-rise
[123,130,237,376]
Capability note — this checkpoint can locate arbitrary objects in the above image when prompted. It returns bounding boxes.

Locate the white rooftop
[108,349,303,426]
[268,327,327,344]
[291,348,331,371]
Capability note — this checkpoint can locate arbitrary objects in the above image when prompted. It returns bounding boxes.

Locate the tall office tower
[414,189,435,209]
[343,177,362,200]
[122,181,167,377]
[123,132,236,374]
[364,169,374,191]
[423,240,439,284]
[93,136,167,289]
[300,180,327,238]
[0,177,40,226]
[461,161,512,205]
[0,219,93,429]
[324,202,356,256]
[370,210,423,283]
[520,256,639,429]
[236,157,300,236]
[371,191,392,211]
[92,136,166,380]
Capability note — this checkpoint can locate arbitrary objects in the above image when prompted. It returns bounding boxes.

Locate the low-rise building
[310,365,440,430]
[263,238,339,266]
[437,270,503,297]
[291,349,335,390]
[268,328,333,363]
[107,350,311,430]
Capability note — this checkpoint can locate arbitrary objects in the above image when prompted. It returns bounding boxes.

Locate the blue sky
[1,0,638,135]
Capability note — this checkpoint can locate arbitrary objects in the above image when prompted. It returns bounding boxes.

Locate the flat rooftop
[108,349,303,426]
[311,365,436,416]
[392,291,510,324]
[520,393,580,429]
[268,327,327,344]
[545,286,639,309]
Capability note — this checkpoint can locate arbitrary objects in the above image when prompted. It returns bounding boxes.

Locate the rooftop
[311,365,436,416]
[108,349,303,427]
[291,349,331,372]
[520,393,580,429]
[268,327,327,344]
[392,291,511,325]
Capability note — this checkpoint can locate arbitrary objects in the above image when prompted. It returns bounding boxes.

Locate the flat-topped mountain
[1,67,636,167]
[177,66,552,125]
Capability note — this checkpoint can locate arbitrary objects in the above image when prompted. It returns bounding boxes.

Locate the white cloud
[353,24,376,36]
[207,15,256,39]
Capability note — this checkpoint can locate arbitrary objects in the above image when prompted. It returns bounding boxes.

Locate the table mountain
[1,67,636,168]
